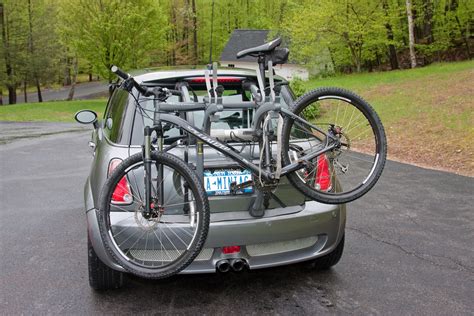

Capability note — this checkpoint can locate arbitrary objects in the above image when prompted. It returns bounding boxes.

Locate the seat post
[257,54,266,88]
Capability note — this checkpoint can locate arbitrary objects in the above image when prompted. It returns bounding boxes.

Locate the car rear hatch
[130,70,307,218]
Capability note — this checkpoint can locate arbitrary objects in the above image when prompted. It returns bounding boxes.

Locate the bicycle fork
[249,114,275,217]
[143,125,165,217]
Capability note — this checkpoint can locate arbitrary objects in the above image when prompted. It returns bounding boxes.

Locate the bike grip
[110,65,129,80]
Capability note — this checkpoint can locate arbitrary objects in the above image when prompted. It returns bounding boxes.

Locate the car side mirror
[75,110,98,128]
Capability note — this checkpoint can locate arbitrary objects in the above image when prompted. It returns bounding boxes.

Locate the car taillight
[108,159,133,204]
[222,246,241,254]
[315,154,332,191]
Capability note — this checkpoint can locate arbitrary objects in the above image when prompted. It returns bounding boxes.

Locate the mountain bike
[98,37,387,278]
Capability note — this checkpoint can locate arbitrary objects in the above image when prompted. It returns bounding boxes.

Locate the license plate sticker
[204,169,253,196]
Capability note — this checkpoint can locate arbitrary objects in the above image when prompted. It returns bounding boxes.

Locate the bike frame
[137,60,340,214]
[143,100,338,183]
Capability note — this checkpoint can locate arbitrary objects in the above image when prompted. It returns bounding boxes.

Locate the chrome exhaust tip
[216,259,231,273]
[230,258,246,272]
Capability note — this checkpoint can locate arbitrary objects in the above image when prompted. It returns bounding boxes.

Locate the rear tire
[88,232,124,290]
[308,235,344,270]
[282,87,387,204]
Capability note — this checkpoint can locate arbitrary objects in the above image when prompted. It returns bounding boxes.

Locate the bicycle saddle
[236,37,282,59]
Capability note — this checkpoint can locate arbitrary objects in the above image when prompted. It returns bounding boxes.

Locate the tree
[191,0,198,64]
[1,0,28,104]
[406,0,417,67]
[284,0,387,72]
[383,0,400,69]
[59,0,166,83]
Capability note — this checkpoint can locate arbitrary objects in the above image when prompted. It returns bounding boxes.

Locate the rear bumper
[86,200,346,274]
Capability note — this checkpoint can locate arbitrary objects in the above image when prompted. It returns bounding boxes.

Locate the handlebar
[110,65,129,80]
[111,65,149,96]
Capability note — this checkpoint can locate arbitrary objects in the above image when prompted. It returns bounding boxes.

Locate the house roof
[220,29,271,62]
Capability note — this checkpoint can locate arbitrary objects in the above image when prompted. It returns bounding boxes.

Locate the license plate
[203,169,253,196]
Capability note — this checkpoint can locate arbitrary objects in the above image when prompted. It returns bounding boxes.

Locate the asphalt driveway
[4,81,108,104]
[0,122,472,314]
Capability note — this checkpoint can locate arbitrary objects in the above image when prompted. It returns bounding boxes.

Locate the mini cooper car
[78,68,346,290]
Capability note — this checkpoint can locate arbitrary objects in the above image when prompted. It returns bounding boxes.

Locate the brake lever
[122,77,135,92]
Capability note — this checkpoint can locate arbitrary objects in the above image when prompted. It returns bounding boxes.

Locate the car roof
[134,68,285,84]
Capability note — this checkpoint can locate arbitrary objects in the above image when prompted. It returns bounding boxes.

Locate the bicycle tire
[98,152,209,279]
[282,87,387,204]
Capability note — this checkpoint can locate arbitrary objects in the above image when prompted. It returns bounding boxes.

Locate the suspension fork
[155,123,164,209]
[143,126,153,216]
[143,124,165,216]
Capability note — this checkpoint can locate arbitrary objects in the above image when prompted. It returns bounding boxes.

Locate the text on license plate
[203,169,253,196]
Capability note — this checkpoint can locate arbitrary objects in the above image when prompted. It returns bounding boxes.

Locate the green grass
[305,60,474,91]
[304,60,474,175]
[0,99,107,122]
[303,60,474,133]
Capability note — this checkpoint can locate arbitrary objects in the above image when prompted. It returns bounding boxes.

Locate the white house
[220,29,309,80]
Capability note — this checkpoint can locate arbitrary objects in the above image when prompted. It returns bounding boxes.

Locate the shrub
[289,77,306,98]
[290,77,320,120]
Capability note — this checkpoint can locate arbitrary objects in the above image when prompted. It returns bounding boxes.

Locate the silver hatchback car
[79,68,346,290]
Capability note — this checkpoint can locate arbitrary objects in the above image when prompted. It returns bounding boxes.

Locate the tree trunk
[183,0,190,61]
[67,56,78,101]
[1,2,17,104]
[8,86,16,104]
[383,0,399,70]
[35,78,42,102]
[28,0,43,102]
[327,47,337,72]
[0,88,3,105]
[64,57,72,86]
[343,32,362,72]
[406,0,417,68]
[388,41,399,69]
[23,80,28,103]
[423,0,434,44]
[171,5,177,65]
[191,0,198,64]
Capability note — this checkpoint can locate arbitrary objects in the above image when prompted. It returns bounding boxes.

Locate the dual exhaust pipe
[216,259,246,273]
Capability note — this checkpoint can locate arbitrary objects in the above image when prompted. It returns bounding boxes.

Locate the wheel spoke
[283,90,386,203]
[100,152,208,275]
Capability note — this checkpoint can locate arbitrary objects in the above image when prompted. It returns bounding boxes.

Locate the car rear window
[129,81,293,146]
[130,93,184,145]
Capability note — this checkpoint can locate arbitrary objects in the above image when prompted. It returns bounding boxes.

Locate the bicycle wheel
[98,152,209,279]
[281,87,387,204]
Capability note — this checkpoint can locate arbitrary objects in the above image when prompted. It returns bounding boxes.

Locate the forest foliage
[1,0,472,104]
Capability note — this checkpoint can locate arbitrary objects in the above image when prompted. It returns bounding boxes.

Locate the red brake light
[108,159,133,204]
[187,76,244,83]
[315,154,332,191]
[222,246,241,254]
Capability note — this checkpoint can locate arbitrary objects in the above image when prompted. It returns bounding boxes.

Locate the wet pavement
[4,81,108,104]
[0,121,88,144]
[0,122,473,315]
